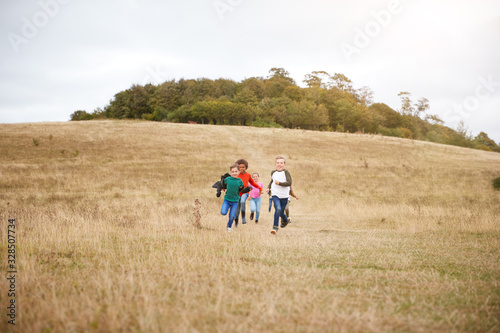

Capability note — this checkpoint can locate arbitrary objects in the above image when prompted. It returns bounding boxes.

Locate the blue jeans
[235,193,249,220]
[272,196,289,229]
[250,197,261,221]
[221,200,239,228]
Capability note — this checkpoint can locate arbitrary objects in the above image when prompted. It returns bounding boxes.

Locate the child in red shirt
[234,158,262,226]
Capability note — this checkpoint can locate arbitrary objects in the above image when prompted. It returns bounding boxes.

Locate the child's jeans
[221,200,239,228]
[236,192,249,219]
[271,196,289,230]
[250,197,261,220]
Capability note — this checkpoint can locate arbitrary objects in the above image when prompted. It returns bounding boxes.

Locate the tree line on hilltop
[70,68,500,152]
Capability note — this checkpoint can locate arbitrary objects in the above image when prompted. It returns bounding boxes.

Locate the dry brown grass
[0,120,499,332]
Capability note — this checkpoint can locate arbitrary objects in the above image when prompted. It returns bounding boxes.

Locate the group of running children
[219,155,298,234]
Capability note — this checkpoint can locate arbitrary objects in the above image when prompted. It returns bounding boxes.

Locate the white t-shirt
[271,170,290,199]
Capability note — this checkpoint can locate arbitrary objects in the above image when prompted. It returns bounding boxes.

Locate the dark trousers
[271,196,288,230]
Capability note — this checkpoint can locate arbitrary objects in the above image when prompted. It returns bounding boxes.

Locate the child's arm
[238,179,245,193]
[267,171,275,194]
[248,176,262,190]
[276,170,292,187]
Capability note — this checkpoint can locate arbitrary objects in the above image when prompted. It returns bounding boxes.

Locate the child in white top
[266,155,292,234]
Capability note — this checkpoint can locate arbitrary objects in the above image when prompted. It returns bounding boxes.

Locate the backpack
[212,173,230,197]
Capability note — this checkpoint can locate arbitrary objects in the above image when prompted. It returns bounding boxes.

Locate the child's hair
[275,155,286,163]
[235,158,248,168]
[252,172,259,177]
[230,164,239,171]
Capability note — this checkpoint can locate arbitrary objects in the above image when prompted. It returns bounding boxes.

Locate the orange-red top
[238,172,262,195]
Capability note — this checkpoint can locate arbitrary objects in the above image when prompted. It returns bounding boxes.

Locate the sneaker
[255,220,258,224]
[242,217,247,224]
[281,216,291,228]
[271,230,276,235]
[227,228,233,232]
[250,212,254,220]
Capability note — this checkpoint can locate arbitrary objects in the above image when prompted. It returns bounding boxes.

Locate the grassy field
[0,120,499,332]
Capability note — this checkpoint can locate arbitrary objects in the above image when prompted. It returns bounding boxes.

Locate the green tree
[308,103,329,130]
[267,68,295,85]
[106,90,131,119]
[193,78,222,100]
[319,88,343,129]
[70,110,93,121]
[265,68,296,98]
[331,73,353,92]
[303,71,330,89]
[167,105,193,123]
[398,92,414,116]
[152,80,181,114]
[356,86,374,106]
[356,105,378,133]
[334,98,358,132]
[425,114,444,125]
[177,79,198,106]
[446,121,474,148]
[215,78,238,99]
[91,107,106,119]
[233,87,258,105]
[238,77,266,100]
[128,84,153,119]
[283,85,304,101]
[259,97,289,126]
[415,97,429,118]
[106,84,153,119]
[474,132,500,152]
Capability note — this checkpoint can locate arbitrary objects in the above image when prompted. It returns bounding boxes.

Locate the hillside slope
[0,120,499,332]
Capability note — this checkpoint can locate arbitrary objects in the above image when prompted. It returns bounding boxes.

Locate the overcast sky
[1,0,499,142]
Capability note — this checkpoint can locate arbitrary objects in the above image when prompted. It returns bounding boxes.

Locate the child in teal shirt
[221,164,245,231]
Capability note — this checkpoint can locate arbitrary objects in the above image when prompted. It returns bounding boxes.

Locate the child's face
[238,164,247,174]
[252,174,259,183]
[230,167,239,178]
[275,159,286,171]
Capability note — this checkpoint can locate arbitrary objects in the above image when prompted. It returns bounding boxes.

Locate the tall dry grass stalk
[0,120,499,332]
[193,199,202,229]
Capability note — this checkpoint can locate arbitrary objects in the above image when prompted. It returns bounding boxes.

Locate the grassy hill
[1,120,499,332]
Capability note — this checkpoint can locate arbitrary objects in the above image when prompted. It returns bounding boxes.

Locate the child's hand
[275,180,280,185]
[266,188,270,194]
